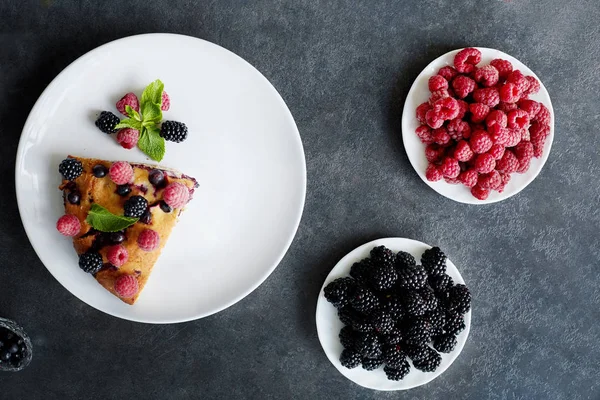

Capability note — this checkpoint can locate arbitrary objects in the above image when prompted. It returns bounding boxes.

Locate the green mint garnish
[137,125,166,162]
[86,204,139,232]
[115,118,142,131]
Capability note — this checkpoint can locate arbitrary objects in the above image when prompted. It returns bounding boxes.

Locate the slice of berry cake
[56,156,198,304]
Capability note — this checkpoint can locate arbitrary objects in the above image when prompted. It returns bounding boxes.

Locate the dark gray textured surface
[1,0,599,398]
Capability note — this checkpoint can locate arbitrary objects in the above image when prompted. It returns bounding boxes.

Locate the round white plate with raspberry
[315,238,471,391]
[402,47,554,204]
[15,34,306,323]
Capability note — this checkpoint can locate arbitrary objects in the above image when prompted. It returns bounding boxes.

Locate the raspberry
[530,121,550,152]
[533,143,545,158]
[489,143,505,159]
[454,48,481,74]
[428,75,449,91]
[438,66,458,81]
[488,124,509,146]
[507,70,530,94]
[416,102,431,124]
[116,93,140,116]
[471,185,490,200]
[447,118,471,141]
[109,161,134,185]
[440,157,460,178]
[534,104,551,125]
[473,88,500,108]
[521,128,530,142]
[425,109,444,129]
[415,125,434,144]
[470,130,493,153]
[432,97,459,120]
[56,214,81,237]
[433,128,451,145]
[517,158,531,173]
[507,109,531,130]
[114,275,139,298]
[444,176,461,184]
[425,164,443,181]
[429,89,450,105]
[474,65,499,87]
[499,83,521,103]
[469,122,485,132]
[474,153,496,173]
[452,75,476,98]
[486,110,508,129]
[478,170,502,190]
[161,91,170,111]
[505,128,522,147]
[497,101,518,113]
[490,59,513,78]
[515,141,534,164]
[497,172,511,193]
[116,128,140,150]
[454,140,474,162]
[456,99,469,119]
[425,144,446,163]
[517,99,541,118]
[107,245,129,267]
[163,182,190,209]
[469,103,490,123]
[459,169,478,187]
[137,229,160,252]
[523,76,540,96]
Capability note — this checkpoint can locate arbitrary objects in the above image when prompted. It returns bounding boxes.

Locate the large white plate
[401,48,554,204]
[315,238,471,391]
[15,34,306,323]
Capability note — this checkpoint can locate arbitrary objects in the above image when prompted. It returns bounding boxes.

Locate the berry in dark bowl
[0,318,33,372]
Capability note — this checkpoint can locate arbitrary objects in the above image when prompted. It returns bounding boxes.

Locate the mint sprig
[86,204,139,232]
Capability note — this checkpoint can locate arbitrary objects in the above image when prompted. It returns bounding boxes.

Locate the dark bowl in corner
[0,317,33,372]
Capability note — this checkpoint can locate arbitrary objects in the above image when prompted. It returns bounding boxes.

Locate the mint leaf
[138,126,165,161]
[141,79,164,109]
[115,118,142,130]
[85,204,138,232]
[125,105,142,121]
[141,101,162,123]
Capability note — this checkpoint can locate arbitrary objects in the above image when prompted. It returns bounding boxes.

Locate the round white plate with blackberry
[15,34,306,323]
[316,238,471,391]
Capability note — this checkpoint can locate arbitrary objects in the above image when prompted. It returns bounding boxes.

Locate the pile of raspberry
[415,47,551,200]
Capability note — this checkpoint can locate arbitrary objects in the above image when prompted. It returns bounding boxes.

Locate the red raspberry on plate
[497,101,518,113]
[432,97,459,120]
[137,229,160,252]
[447,118,471,141]
[425,109,444,129]
[534,104,551,125]
[474,65,499,87]
[416,102,431,124]
[478,170,502,190]
[429,89,450,105]
[469,122,485,132]
[441,157,461,178]
[56,214,81,237]
[490,59,513,79]
[452,75,476,98]
[516,157,531,173]
[107,245,129,267]
[116,128,140,150]
[507,70,530,94]
[473,88,500,108]
[444,176,461,185]
[506,128,523,147]
[471,185,490,200]
[517,99,541,118]
[530,121,550,155]
[459,169,479,187]
[489,144,505,160]
[415,125,434,144]
[456,99,469,119]
[514,141,534,166]
[474,153,496,173]
[499,83,521,103]
[433,127,451,145]
[469,103,490,123]
[507,109,530,130]
[114,275,139,298]
[497,173,511,193]
[438,66,458,81]
[470,130,493,153]
[488,124,509,146]
[163,182,190,209]
[454,140,474,162]
[454,47,481,74]
[425,144,446,163]
[425,164,443,182]
[161,91,170,111]
[523,76,540,96]
[520,128,530,142]
[486,110,507,129]
[428,75,449,91]
[116,92,140,116]
[109,161,134,185]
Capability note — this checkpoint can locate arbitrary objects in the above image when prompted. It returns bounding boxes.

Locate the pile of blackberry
[0,326,30,370]
[324,245,471,381]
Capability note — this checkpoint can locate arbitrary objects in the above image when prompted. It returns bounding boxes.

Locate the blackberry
[78,252,103,274]
[383,295,405,321]
[338,326,356,349]
[354,332,382,358]
[403,291,427,316]
[421,247,447,276]
[370,246,395,266]
[395,251,416,269]
[337,308,373,333]
[160,121,188,143]
[382,344,406,369]
[362,357,383,371]
[448,284,471,314]
[370,310,395,334]
[384,362,410,381]
[425,308,446,337]
[123,195,149,218]
[369,263,398,292]
[411,346,441,372]
[381,328,403,345]
[404,317,430,346]
[419,287,439,312]
[433,334,457,353]
[350,286,379,313]
[324,278,356,309]
[339,349,361,369]
[58,158,83,181]
[397,265,427,290]
[95,111,120,134]
[444,311,466,335]
[428,273,454,293]
[349,258,372,284]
